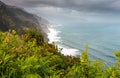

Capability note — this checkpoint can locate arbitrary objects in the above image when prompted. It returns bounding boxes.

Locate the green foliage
[0,30,120,78]
[65,45,120,78]
[0,30,79,78]
[25,29,44,45]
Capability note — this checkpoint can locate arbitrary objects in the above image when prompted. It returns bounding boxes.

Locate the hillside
[0,1,49,41]
[0,30,120,78]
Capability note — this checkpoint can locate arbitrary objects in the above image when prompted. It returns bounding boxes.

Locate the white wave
[47,24,79,56]
[47,26,61,43]
[58,45,79,56]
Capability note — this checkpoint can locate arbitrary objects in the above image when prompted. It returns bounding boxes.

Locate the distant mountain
[0,1,49,41]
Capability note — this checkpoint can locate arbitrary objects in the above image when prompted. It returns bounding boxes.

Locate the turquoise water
[54,23,120,65]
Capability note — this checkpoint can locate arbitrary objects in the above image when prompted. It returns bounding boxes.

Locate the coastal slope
[0,1,49,40]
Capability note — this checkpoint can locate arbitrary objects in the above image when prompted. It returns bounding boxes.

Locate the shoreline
[47,24,79,56]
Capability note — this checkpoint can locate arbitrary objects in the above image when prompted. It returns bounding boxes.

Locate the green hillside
[0,30,120,78]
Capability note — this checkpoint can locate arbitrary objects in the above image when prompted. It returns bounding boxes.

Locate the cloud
[1,0,120,14]
[2,0,120,25]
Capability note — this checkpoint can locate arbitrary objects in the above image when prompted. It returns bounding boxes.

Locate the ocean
[47,23,120,65]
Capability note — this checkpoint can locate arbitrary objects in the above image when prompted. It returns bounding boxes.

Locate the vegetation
[0,30,120,78]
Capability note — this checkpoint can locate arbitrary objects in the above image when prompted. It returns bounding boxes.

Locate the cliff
[0,1,49,41]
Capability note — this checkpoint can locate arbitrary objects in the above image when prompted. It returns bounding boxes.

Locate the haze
[2,0,120,25]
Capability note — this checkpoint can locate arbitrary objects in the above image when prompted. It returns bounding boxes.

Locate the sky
[2,0,120,25]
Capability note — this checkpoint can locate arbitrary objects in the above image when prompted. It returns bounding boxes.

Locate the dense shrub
[0,30,120,78]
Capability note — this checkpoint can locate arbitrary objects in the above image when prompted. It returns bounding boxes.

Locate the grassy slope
[0,30,80,78]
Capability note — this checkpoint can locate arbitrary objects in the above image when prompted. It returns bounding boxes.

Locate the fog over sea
[48,23,120,65]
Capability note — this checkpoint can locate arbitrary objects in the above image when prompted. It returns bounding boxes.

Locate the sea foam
[47,25,61,43]
[47,24,79,56]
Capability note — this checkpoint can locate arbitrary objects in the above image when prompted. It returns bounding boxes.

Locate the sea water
[48,23,120,65]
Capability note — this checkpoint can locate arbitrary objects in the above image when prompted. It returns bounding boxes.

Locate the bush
[0,30,120,78]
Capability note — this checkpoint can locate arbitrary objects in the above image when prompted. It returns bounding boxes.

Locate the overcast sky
[2,0,120,25]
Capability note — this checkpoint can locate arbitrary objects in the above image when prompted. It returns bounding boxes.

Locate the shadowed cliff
[0,1,49,41]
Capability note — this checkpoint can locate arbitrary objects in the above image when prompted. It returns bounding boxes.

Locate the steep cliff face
[0,1,49,41]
